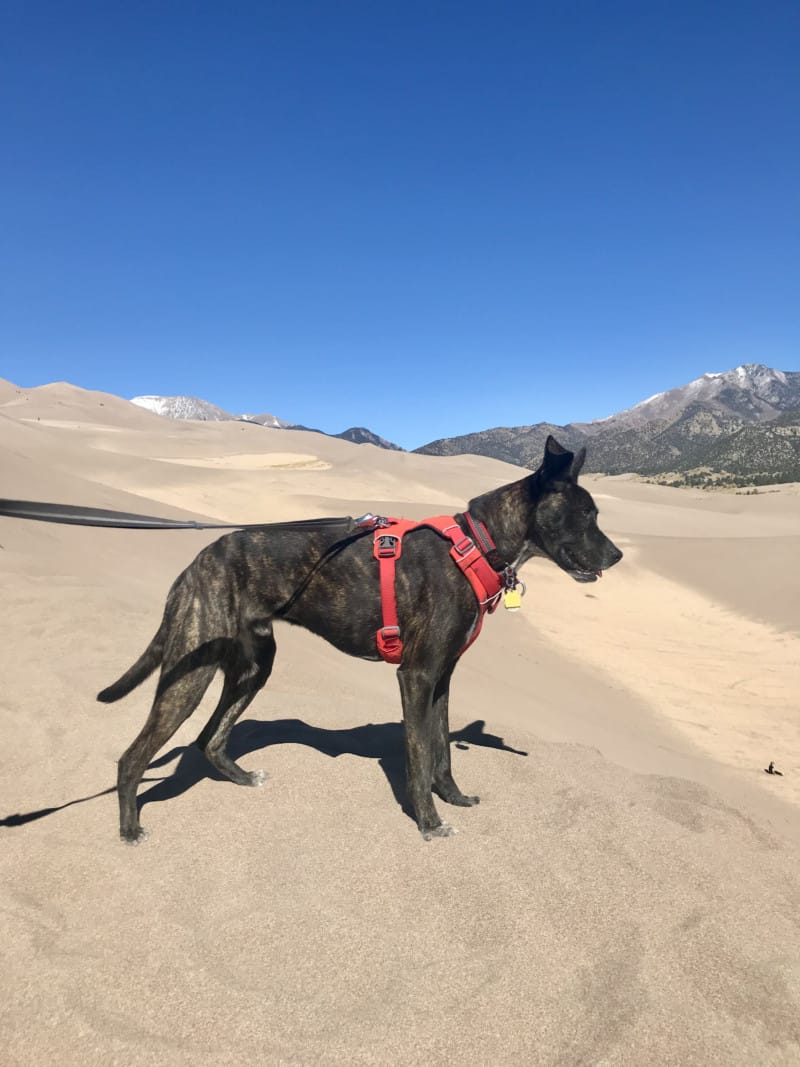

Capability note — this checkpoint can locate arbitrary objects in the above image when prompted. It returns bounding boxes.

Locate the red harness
[371,514,508,665]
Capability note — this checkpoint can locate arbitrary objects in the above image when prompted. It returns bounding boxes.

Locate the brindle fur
[98,437,622,842]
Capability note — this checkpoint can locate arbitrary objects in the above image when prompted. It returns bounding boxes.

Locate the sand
[1,378,799,1065]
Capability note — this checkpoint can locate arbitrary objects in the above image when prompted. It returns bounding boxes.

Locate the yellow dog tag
[503,588,522,611]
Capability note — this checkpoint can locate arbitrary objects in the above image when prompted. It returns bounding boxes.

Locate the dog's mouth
[558,549,603,583]
[569,568,602,583]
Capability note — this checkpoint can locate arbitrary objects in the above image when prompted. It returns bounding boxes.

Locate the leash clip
[355,513,392,529]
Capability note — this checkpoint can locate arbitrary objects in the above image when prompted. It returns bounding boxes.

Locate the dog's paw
[421,822,458,841]
[443,792,480,807]
[247,769,269,787]
[120,827,150,846]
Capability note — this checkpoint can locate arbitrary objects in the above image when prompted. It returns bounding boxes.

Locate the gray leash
[0,498,355,532]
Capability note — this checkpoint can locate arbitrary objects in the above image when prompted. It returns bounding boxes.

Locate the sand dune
[2,380,799,1065]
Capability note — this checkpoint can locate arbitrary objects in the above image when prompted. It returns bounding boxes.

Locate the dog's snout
[608,545,623,567]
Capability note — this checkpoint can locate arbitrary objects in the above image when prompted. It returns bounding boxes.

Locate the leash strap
[0,498,354,533]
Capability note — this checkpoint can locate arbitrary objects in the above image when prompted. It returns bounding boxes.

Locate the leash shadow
[0,718,527,830]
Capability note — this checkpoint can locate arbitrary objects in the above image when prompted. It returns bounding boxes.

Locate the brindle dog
[99,436,622,842]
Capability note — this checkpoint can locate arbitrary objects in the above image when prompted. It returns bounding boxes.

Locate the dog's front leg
[398,668,456,840]
[431,668,480,809]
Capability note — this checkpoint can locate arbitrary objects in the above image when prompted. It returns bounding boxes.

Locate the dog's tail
[97,624,166,703]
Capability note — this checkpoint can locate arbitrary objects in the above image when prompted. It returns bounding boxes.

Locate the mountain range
[415,364,800,486]
[131,395,403,451]
[133,363,800,486]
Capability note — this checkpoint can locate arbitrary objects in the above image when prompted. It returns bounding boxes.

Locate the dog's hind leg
[196,630,277,786]
[431,667,480,809]
[398,667,455,840]
[118,661,218,843]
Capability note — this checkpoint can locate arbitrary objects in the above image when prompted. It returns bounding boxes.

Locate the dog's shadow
[140,718,528,821]
[0,719,527,829]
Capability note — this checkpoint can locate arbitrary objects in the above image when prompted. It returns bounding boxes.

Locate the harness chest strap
[372,514,508,665]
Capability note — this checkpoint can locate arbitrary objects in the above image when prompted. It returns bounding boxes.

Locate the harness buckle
[377,625,403,663]
[376,534,400,558]
[451,536,475,558]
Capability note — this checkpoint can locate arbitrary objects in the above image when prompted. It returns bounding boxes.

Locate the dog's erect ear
[570,447,587,479]
[540,435,575,482]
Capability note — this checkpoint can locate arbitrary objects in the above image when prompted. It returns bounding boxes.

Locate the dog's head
[526,436,623,583]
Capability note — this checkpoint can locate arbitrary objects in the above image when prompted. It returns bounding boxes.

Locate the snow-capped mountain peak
[128,394,400,448]
[589,363,798,430]
[131,395,238,421]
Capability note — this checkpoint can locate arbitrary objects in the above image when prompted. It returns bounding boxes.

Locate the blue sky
[2,1,798,449]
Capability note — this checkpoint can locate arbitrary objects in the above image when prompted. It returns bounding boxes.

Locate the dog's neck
[459,473,541,569]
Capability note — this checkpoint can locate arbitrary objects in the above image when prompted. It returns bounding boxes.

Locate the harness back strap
[372,514,507,665]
